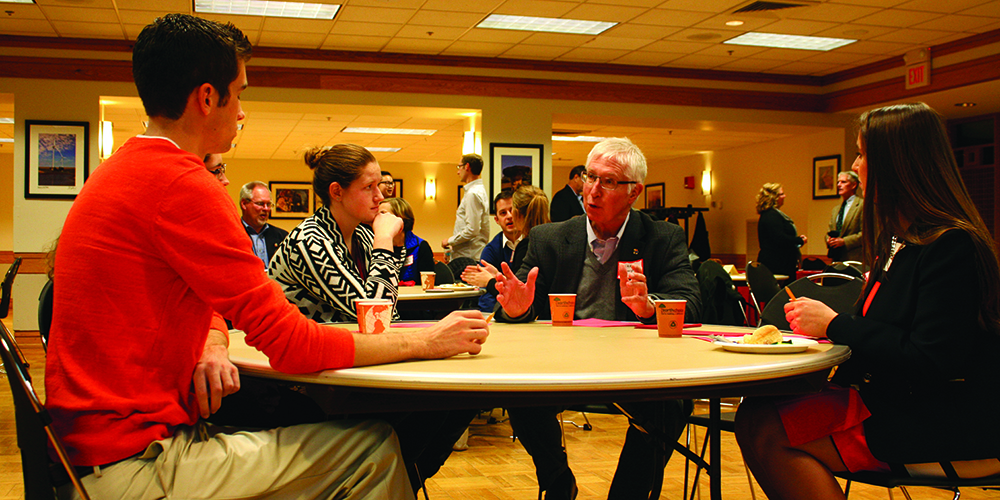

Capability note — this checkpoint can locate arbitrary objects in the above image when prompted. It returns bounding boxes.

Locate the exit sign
[906,62,930,89]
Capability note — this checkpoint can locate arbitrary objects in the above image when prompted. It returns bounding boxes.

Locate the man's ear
[629,184,644,205]
[194,83,215,115]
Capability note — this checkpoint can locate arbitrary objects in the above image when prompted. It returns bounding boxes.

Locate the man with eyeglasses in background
[239,181,288,268]
[494,137,701,499]
[379,170,395,198]
[204,153,230,186]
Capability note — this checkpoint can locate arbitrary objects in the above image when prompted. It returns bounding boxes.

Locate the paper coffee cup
[420,271,435,290]
[356,299,393,334]
[549,294,576,326]
[653,299,686,338]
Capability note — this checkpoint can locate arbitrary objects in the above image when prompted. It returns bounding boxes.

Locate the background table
[395,285,482,318]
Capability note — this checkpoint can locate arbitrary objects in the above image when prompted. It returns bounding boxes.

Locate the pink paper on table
[635,323,702,330]
[571,318,642,327]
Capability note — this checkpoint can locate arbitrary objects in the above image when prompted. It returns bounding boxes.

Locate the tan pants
[59,419,415,500]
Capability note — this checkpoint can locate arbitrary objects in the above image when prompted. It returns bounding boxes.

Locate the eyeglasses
[581,171,638,191]
[208,163,226,177]
[251,201,272,209]
[378,180,393,186]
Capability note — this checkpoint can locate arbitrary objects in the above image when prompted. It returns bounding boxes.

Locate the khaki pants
[59,419,414,500]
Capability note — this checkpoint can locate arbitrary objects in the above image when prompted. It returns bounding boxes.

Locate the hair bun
[303,146,324,170]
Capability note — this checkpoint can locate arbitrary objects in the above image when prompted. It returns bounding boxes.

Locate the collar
[241,218,270,235]
[502,233,519,250]
[135,135,182,150]
[586,211,630,250]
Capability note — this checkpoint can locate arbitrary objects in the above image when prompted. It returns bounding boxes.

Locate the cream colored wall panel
[0,152,12,251]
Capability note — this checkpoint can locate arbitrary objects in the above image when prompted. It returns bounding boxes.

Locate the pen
[785,288,796,301]
[485,311,496,323]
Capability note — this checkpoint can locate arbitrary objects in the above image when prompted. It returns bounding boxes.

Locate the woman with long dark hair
[735,103,1000,499]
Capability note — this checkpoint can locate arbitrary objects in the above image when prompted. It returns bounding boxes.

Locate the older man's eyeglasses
[581,171,638,191]
[251,201,272,209]
[208,163,226,178]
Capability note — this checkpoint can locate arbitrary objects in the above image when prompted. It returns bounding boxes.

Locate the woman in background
[379,197,434,286]
[462,185,549,301]
[736,103,1000,499]
[755,182,807,277]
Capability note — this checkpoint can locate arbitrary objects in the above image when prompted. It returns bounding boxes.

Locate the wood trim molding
[0,55,133,82]
[2,252,49,275]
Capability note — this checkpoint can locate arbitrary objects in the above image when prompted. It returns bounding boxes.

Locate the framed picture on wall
[269,181,314,219]
[488,143,544,214]
[393,179,403,198]
[812,155,841,199]
[24,120,90,199]
[645,182,664,209]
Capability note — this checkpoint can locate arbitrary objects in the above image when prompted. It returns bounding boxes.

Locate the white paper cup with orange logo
[420,271,436,290]
[549,294,576,326]
[356,299,393,334]
[653,299,686,338]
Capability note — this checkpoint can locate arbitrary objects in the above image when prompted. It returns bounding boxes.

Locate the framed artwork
[645,182,664,209]
[393,179,403,198]
[24,120,90,199]
[812,155,841,199]
[488,143,544,214]
[269,181,314,219]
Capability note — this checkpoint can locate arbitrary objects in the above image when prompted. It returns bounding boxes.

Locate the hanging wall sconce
[425,178,436,200]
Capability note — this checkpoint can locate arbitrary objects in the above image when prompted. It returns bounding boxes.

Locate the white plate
[438,284,476,291]
[424,288,455,293]
[714,337,818,354]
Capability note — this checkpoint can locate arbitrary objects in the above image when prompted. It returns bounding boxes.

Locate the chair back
[760,273,865,330]
[696,260,747,326]
[0,322,91,500]
[745,261,780,323]
[824,262,864,283]
[433,260,455,285]
[1,257,23,319]
[447,257,477,284]
[38,279,54,351]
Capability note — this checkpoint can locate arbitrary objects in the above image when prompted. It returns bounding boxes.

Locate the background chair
[760,272,865,330]
[696,260,749,326]
[2,256,23,320]
[38,279,54,351]
[834,469,1000,500]
[744,261,780,324]
[446,257,477,284]
[1,321,92,500]
[433,260,455,285]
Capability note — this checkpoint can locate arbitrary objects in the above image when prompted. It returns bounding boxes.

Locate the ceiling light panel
[478,14,616,35]
[724,32,856,51]
[367,147,402,152]
[552,135,610,142]
[0,0,34,3]
[194,1,340,20]
[342,127,436,135]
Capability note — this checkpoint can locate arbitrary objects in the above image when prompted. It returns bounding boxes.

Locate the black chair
[834,470,1000,500]
[38,279,54,351]
[760,273,865,331]
[825,261,864,281]
[1,321,92,500]
[696,260,749,327]
[744,261,780,324]
[433,260,455,285]
[446,257,477,284]
[1,256,23,319]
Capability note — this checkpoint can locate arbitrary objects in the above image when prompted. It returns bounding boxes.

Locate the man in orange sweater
[46,14,487,500]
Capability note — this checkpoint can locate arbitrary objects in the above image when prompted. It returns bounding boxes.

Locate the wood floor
[2,319,996,500]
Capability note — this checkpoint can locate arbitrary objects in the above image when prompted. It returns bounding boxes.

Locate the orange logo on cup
[549,294,576,326]
[356,299,393,334]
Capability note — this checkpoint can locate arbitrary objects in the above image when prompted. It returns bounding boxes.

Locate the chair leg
[743,461,756,500]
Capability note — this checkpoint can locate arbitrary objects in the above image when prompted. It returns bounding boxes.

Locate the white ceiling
[2,0,999,76]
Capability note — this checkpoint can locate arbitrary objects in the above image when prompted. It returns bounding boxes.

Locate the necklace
[884,236,906,272]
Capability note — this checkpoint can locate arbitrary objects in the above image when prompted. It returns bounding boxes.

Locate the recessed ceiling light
[725,20,744,26]
[194,0,340,20]
[552,135,610,142]
[0,0,34,4]
[955,102,977,107]
[724,32,856,51]
[367,147,402,152]
[0,118,13,124]
[0,138,13,143]
[342,127,436,135]
[477,14,616,35]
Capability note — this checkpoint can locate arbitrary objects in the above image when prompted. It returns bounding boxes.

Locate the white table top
[396,285,482,302]
[228,323,848,395]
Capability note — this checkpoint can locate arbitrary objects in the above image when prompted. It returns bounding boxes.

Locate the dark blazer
[828,230,1000,464]
[549,184,585,223]
[244,223,289,265]
[756,208,803,277]
[499,209,701,324]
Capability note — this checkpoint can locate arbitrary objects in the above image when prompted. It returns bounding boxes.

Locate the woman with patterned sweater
[270,144,475,494]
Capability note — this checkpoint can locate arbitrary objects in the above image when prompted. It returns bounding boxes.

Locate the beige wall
[0,152,12,251]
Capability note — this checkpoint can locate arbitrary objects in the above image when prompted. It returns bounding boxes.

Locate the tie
[836,200,847,233]
[592,237,618,264]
